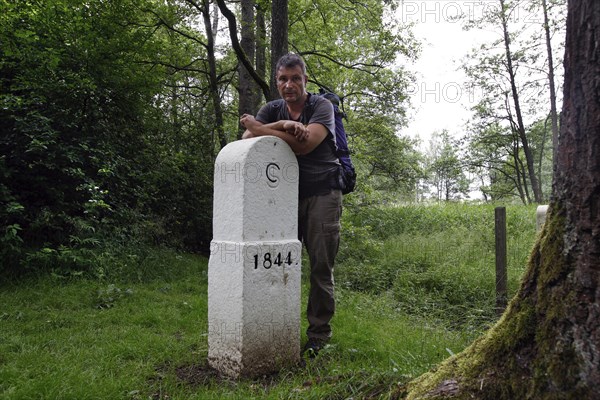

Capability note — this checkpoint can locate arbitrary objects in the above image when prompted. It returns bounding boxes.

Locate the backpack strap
[302,93,319,122]
[268,99,286,121]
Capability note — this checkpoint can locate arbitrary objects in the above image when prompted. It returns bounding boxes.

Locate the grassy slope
[0,204,537,399]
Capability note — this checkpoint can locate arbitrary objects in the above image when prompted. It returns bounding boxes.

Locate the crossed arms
[240,114,328,156]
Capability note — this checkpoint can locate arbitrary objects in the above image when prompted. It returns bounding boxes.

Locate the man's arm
[240,115,327,155]
[241,119,287,139]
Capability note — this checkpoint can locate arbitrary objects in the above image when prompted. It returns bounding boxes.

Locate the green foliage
[286,0,422,201]
[465,117,555,203]
[96,284,134,309]
[387,230,497,330]
[423,131,470,201]
[1,0,425,281]
[0,0,215,277]
[337,217,383,265]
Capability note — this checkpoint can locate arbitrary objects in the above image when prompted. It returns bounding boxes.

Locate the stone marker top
[212,136,299,243]
[536,204,549,232]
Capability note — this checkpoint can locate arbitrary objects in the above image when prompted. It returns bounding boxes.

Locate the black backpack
[318,89,357,195]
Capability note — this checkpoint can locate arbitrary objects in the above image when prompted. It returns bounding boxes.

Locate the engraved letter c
[266,163,280,184]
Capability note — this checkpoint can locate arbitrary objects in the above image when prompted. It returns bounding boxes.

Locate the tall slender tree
[425,131,470,201]
[499,0,542,202]
[541,0,560,159]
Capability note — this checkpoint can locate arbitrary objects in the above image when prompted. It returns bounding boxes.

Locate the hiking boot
[302,338,328,358]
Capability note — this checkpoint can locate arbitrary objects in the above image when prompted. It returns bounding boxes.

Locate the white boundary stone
[208,137,301,378]
[536,205,549,232]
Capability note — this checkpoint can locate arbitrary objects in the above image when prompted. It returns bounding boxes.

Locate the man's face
[276,65,307,104]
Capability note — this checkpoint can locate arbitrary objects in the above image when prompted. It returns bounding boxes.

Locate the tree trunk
[509,129,529,204]
[511,145,527,204]
[201,0,227,150]
[269,0,288,100]
[401,0,600,398]
[211,0,219,38]
[553,1,600,387]
[255,2,266,100]
[537,118,550,195]
[542,0,560,161]
[215,0,270,100]
[237,0,259,139]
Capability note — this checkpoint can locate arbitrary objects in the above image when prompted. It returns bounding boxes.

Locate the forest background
[1,0,564,277]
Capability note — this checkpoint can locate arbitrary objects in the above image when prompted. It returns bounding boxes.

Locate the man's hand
[283,121,309,142]
[240,114,259,130]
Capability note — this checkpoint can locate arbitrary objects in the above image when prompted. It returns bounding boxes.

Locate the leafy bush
[0,0,214,279]
[337,217,383,265]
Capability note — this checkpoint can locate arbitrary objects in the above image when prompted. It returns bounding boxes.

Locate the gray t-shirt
[256,94,340,198]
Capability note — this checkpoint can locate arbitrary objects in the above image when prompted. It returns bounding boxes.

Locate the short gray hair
[275,53,306,76]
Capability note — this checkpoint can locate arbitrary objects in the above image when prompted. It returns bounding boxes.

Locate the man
[240,53,342,357]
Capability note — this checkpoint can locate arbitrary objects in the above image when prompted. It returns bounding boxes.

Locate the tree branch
[214,0,271,101]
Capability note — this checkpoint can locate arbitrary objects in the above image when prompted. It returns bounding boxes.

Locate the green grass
[337,203,538,330]
[0,203,539,399]
[0,253,207,399]
[0,257,474,399]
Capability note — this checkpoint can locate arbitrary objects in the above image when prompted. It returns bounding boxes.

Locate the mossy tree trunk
[401,1,599,398]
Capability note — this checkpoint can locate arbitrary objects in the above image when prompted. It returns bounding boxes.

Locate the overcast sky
[397,3,498,146]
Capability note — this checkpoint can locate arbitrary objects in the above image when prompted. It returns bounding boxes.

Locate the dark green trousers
[298,189,342,341]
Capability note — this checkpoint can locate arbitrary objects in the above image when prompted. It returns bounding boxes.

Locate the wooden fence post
[495,206,507,315]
